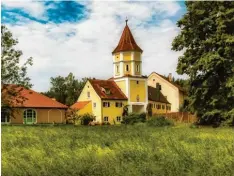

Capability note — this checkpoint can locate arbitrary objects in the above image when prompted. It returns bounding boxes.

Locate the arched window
[23,109,36,124]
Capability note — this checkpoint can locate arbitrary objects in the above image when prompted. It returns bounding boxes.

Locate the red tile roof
[2,84,68,109]
[112,23,143,54]
[89,79,127,100]
[70,101,90,110]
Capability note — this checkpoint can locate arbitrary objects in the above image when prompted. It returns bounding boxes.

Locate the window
[116,116,121,122]
[126,65,129,71]
[103,102,110,107]
[136,95,140,102]
[115,102,122,107]
[116,65,119,73]
[158,105,161,109]
[154,104,156,109]
[1,109,10,123]
[23,109,36,124]
[153,79,155,81]
[162,105,165,109]
[87,91,90,98]
[93,102,96,108]
[104,116,109,122]
[136,65,140,72]
[136,81,139,84]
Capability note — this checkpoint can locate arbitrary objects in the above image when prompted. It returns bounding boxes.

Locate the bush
[79,113,95,125]
[147,116,174,127]
[122,113,146,125]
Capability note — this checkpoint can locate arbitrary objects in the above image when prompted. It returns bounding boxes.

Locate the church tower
[112,19,148,113]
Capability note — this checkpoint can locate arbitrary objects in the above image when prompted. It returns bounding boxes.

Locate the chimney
[168,73,172,82]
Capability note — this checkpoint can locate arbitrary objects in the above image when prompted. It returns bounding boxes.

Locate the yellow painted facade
[134,52,141,61]
[102,100,127,124]
[130,80,146,102]
[123,52,131,61]
[9,108,66,124]
[114,53,120,62]
[149,101,171,114]
[148,72,186,112]
[77,81,102,122]
[115,80,127,96]
[77,102,92,116]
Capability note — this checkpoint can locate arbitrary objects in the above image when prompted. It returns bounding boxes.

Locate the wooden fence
[151,112,197,123]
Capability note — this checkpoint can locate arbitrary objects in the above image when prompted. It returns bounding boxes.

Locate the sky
[1,0,187,92]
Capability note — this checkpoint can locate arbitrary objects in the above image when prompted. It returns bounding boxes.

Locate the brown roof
[89,79,127,100]
[112,23,143,54]
[2,84,68,109]
[150,72,186,92]
[148,86,170,104]
[70,101,90,110]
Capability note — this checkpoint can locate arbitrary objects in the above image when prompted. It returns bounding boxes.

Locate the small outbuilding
[1,84,68,124]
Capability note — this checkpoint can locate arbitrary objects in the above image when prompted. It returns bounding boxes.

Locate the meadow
[2,124,234,176]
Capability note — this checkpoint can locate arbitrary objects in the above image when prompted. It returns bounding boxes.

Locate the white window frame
[104,116,109,122]
[1,109,10,124]
[87,91,90,98]
[115,102,122,108]
[93,102,96,108]
[23,109,37,124]
[103,102,110,107]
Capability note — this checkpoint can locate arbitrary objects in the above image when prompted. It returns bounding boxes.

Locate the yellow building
[148,72,186,112]
[72,79,128,124]
[148,86,171,114]
[72,20,172,124]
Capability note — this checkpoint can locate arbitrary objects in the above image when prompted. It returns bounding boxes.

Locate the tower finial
[125,17,128,25]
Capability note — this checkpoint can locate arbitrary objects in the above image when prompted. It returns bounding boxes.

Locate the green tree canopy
[43,73,92,106]
[1,25,33,109]
[172,2,234,125]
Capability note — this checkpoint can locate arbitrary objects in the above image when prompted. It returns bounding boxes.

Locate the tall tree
[172,2,234,125]
[43,73,91,106]
[1,25,33,109]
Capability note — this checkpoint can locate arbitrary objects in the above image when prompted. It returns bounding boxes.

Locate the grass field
[2,124,234,176]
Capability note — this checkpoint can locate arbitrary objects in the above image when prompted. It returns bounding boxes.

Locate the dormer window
[105,88,111,95]
[101,87,111,95]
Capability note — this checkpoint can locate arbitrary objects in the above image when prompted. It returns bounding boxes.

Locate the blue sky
[1,1,187,92]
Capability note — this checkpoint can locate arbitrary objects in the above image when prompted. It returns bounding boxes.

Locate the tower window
[136,65,140,72]
[116,65,119,73]
[126,65,129,71]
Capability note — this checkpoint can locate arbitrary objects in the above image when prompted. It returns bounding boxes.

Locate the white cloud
[5,1,184,92]
[2,0,46,19]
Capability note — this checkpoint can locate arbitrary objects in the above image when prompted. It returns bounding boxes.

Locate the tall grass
[2,125,234,176]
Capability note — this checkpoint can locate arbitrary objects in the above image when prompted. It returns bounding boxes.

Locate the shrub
[79,113,95,125]
[122,113,146,125]
[147,116,174,127]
